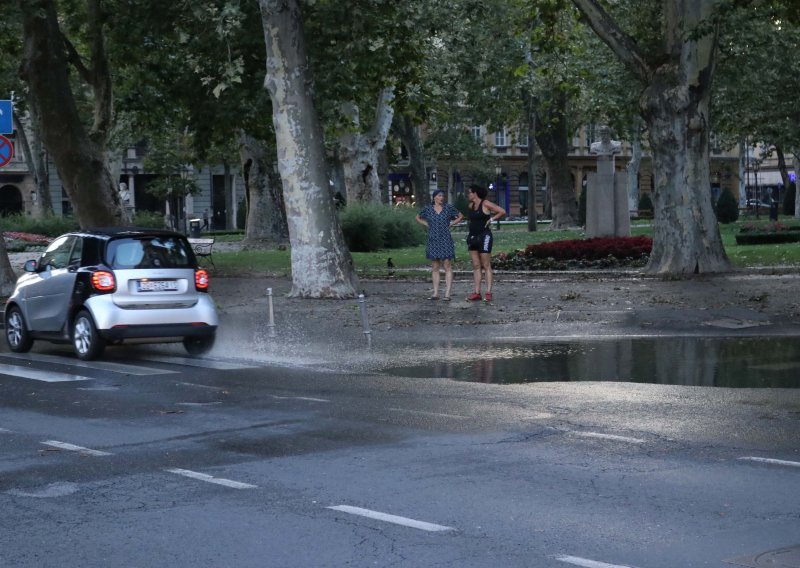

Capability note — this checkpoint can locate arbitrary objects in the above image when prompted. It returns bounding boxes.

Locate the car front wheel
[183,334,215,356]
[5,306,33,353]
[72,310,105,361]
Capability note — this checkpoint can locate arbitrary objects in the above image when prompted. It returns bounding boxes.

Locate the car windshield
[106,236,194,269]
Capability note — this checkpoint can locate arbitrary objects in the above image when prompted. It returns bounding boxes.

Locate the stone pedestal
[586,126,630,238]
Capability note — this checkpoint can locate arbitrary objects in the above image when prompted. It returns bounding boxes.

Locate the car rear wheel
[5,307,33,353]
[72,310,105,361]
[183,334,215,356]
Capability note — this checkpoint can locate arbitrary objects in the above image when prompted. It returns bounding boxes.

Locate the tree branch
[571,0,651,83]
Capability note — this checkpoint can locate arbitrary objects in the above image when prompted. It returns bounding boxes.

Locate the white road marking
[573,432,646,444]
[166,468,257,489]
[175,401,222,407]
[738,456,800,468]
[0,364,91,382]
[270,395,330,403]
[140,355,256,370]
[1,353,176,375]
[388,408,468,420]
[555,555,639,568]
[177,382,226,391]
[0,427,12,433]
[327,505,455,532]
[41,441,112,456]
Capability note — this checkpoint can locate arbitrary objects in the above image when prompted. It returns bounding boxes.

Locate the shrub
[339,203,424,252]
[0,213,78,237]
[735,232,800,245]
[715,188,739,224]
[131,210,167,229]
[453,193,469,218]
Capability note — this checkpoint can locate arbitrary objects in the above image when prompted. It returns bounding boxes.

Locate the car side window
[38,236,76,271]
[68,238,83,267]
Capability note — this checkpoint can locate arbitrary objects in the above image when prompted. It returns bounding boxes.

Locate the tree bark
[525,95,538,232]
[259,0,358,298]
[393,114,429,207]
[0,235,16,297]
[795,154,800,219]
[573,0,730,274]
[535,90,579,229]
[238,130,288,246]
[339,87,395,204]
[18,0,127,228]
[626,120,642,213]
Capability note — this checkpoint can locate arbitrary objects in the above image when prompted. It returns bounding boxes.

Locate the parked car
[745,198,773,209]
[4,228,218,360]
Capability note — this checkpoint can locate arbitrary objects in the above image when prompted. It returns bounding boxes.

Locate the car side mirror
[24,259,38,272]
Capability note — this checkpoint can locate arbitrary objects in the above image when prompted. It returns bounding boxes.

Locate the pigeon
[387,258,395,268]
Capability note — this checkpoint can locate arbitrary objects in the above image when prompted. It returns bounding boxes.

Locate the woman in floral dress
[415,190,464,300]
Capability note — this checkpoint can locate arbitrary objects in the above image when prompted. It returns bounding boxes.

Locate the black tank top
[468,199,491,234]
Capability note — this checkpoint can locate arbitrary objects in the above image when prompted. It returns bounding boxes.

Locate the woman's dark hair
[468,184,487,199]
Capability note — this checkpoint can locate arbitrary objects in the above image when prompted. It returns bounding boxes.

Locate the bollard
[357,293,372,348]
[266,287,276,337]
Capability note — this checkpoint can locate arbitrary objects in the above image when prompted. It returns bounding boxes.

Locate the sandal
[466,293,482,302]
[427,295,439,301]
[442,296,451,302]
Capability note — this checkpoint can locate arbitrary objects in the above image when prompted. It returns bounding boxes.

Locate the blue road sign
[0,100,12,134]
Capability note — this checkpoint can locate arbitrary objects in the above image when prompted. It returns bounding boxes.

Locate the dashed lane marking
[41,440,112,456]
[327,505,455,532]
[0,427,12,433]
[388,408,469,420]
[166,468,257,489]
[555,555,639,568]
[1,353,177,375]
[270,395,330,403]
[738,456,800,468]
[139,355,257,370]
[0,364,91,383]
[573,432,646,444]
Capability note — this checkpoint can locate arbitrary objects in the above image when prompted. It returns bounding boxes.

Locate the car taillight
[91,270,116,292]
[195,269,209,291]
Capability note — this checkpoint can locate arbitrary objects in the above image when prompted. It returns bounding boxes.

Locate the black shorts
[467,231,493,254]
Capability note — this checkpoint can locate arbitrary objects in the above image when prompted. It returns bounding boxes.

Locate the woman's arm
[415,211,428,227]
[483,200,506,226]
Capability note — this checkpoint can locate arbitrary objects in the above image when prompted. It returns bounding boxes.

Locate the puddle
[385,337,800,388]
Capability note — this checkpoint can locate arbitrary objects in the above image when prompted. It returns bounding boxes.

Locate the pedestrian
[416,189,463,301]
[465,184,505,302]
[201,208,210,231]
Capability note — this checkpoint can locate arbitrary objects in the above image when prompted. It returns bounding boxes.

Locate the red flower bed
[3,231,51,244]
[523,235,652,261]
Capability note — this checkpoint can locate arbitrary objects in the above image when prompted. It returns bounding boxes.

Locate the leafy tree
[573,0,730,275]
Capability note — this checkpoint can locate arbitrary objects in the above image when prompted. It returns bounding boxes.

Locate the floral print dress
[419,203,459,260]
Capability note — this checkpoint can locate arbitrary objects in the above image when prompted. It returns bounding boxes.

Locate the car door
[24,235,81,332]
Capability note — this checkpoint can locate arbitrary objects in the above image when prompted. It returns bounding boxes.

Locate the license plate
[138,280,178,292]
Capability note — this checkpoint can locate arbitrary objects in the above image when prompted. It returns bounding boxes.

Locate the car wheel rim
[7,313,22,348]
[74,317,92,355]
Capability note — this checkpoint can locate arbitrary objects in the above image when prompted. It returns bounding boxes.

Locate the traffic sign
[0,135,13,167]
[0,100,12,134]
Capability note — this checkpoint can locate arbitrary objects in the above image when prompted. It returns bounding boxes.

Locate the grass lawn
[212,217,800,276]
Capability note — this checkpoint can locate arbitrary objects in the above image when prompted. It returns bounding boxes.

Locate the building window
[471,125,482,143]
[495,128,507,148]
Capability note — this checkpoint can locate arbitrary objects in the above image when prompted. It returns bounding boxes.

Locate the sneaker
[466,293,482,301]
[484,292,493,302]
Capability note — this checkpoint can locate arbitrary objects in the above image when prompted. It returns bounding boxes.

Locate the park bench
[188,237,215,269]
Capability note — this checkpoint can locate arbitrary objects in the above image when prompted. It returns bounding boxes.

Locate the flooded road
[386,336,800,388]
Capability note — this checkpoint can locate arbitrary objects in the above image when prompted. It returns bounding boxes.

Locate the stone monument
[586,126,630,238]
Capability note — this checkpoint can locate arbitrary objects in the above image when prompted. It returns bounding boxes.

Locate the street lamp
[753,160,760,219]
[495,163,502,229]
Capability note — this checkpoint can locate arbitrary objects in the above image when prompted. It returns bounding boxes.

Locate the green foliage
[339,203,424,252]
[131,210,167,230]
[453,193,469,218]
[0,214,79,238]
[638,192,653,212]
[715,188,740,224]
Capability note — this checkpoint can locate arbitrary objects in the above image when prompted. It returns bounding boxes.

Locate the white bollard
[357,293,372,348]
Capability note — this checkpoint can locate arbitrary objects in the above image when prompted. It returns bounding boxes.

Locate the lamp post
[754,160,760,220]
[494,163,501,229]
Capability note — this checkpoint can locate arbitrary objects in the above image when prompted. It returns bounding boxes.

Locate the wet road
[0,344,798,567]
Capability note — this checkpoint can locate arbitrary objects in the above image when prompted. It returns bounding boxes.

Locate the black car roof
[76,227,187,240]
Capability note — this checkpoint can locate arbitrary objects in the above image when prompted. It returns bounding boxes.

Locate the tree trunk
[393,114,429,207]
[12,112,51,217]
[626,120,642,213]
[18,0,127,228]
[534,91,579,229]
[795,155,800,219]
[525,95,538,232]
[0,235,17,297]
[238,130,288,246]
[259,0,358,298]
[339,88,395,204]
[775,146,790,188]
[572,0,730,275]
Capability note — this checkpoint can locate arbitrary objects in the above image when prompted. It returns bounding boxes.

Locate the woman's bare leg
[443,259,453,298]
[431,260,441,296]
